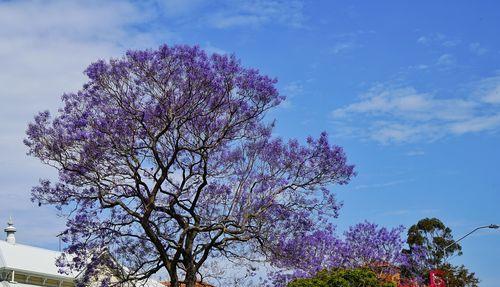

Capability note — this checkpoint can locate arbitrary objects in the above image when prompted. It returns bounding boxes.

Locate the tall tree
[25,45,355,287]
[406,217,460,266]
[403,218,479,287]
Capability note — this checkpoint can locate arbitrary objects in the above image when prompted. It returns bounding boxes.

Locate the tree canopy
[406,217,460,266]
[25,44,355,287]
[402,218,479,287]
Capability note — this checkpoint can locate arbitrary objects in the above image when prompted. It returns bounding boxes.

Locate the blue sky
[0,0,499,285]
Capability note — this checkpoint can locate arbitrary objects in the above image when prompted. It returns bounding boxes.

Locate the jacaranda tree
[25,45,355,287]
[268,222,410,286]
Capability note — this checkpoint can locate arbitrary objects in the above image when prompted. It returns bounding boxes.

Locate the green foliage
[404,218,479,287]
[288,268,396,287]
[440,263,480,287]
[406,217,460,266]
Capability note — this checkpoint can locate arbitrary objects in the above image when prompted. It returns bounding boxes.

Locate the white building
[0,218,75,287]
[0,219,162,287]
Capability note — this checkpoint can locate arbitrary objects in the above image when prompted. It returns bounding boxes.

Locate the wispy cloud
[436,53,456,67]
[155,0,306,29]
[279,81,304,109]
[406,149,425,156]
[286,81,304,95]
[205,0,305,29]
[469,42,488,56]
[417,36,429,45]
[416,33,460,47]
[474,74,500,104]
[331,75,500,144]
[354,179,410,190]
[482,86,500,104]
[330,42,357,54]
[332,86,475,121]
[203,42,227,55]
[329,30,374,55]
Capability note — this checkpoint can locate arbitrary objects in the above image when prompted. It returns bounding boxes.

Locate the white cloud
[206,0,305,29]
[203,42,228,55]
[416,33,460,47]
[406,149,425,156]
[409,54,458,73]
[449,114,500,134]
[0,0,167,246]
[333,86,475,121]
[284,82,304,97]
[279,81,304,109]
[442,40,460,47]
[469,42,488,56]
[475,75,500,104]
[407,64,430,71]
[354,179,409,190]
[417,36,429,45]
[331,42,356,54]
[483,85,500,104]
[369,122,444,144]
[331,78,500,144]
[436,53,455,66]
[329,30,374,55]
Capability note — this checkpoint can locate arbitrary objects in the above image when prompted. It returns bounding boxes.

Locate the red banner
[429,270,446,287]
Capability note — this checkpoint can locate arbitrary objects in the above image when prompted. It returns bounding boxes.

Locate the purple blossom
[24,44,355,287]
[268,221,410,286]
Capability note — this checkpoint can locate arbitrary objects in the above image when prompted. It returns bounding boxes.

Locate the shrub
[288,268,397,287]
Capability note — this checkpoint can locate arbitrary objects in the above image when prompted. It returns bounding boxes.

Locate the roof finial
[5,217,16,244]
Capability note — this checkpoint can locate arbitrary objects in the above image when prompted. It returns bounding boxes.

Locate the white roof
[0,241,75,280]
[0,282,46,287]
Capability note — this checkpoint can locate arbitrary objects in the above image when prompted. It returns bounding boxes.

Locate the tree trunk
[168,266,180,287]
[184,263,197,287]
[184,230,198,287]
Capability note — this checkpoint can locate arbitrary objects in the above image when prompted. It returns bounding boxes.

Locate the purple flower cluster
[24,44,355,285]
[268,221,411,286]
